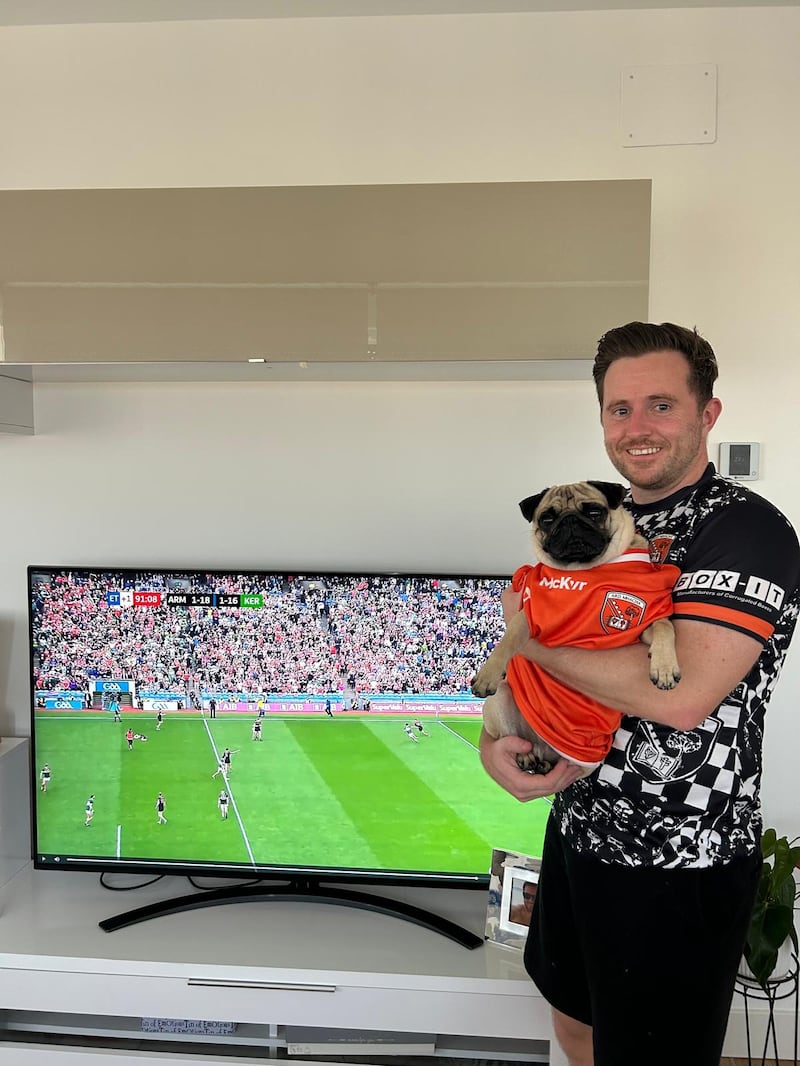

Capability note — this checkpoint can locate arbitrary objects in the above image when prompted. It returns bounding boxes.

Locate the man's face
[600,350,721,504]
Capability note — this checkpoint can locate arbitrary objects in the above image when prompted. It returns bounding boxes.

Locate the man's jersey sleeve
[672,499,800,643]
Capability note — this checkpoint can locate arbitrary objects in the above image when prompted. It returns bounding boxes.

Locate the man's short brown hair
[593,322,718,406]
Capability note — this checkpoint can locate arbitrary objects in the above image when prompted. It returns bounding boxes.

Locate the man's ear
[703,396,723,434]
[519,490,549,523]
[586,481,626,509]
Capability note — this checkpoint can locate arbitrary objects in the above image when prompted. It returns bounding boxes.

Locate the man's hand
[479,729,583,802]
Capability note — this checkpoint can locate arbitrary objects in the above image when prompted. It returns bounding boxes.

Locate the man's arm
[497,576,763,732]
[519,618,762,732]
[478,619,760,799]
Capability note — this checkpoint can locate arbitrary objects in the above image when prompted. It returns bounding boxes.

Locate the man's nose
[625,406,653,436]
